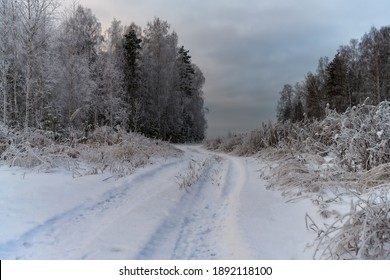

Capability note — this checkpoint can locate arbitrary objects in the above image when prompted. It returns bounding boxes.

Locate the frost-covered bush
[203,137,223,151]
[236,122,280,155]
[85,126,122,146]
[0,125,182,175]
[205,120,321,156]
[203,134,244,153]
[358,163,390,189]
[0,127,61,169]
[205,101,390,171]
[334,101,390,171]
[80,127,182,175]
[314,187,390,259]
[175,155,220,191]
[204,121,287,155]
[219,134,244,153]
[0,123,10,155]
[306,101,390,171]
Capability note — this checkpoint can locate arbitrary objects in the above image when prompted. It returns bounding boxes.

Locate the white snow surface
[0,145,321,260]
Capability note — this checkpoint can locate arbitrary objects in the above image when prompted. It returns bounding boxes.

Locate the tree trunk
[2,62,8,125]
[1,45,8,125]
[12,0,18,126]
[1,0,9,125]
[25,40,32,128]
[375,50,381,104]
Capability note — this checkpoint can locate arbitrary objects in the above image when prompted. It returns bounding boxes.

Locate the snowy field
[0,145,355,260]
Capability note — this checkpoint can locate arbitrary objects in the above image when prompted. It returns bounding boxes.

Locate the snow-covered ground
[0,145,344,260]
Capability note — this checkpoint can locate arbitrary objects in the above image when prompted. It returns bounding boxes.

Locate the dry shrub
[219,135,244,153]
[203,134,244,154]
[265,157,326,196]
[304,154,326,166]
[74,128,182,175]
[175,155,220,191]
[314,187,390,259]
[203,137,223,151]
[331,101,390,171]
[86,126,121,146]
[264,151,365,198]
[259,147,292,161]
[1,128,58,170]
[0,124,10,155]
[358,163,390,189]
[0,125,182,176]
[206,101,390,172]
[112,144,135,159]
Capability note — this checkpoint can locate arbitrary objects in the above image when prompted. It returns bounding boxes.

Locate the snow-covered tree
[53,4,101,131]
[0,0,11,125]
[174,48,207,142]
[2,4,207,143]
[102,19,127,128]
[141,18,178,139]
[93,19,127,128]
[18,0,59,128]
[137,19,207,142]
[338,39,363,106]
[359,27,390,105]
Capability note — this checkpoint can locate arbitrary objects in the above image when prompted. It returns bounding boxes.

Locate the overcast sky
[64,0,390,137]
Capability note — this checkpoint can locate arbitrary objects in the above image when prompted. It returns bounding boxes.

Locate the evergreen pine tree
[325,53,349,112]
[305,73,324,120]
[276,84,293,122]
[123,24,142,132]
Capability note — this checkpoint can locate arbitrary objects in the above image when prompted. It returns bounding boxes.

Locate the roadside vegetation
[0,124,182,177]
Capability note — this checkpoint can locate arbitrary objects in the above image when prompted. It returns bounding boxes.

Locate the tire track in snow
[216,154,252,259]
[135,147,252,259]
[0,156,187,259]
[1,146,256,260]
[135,150,223,259]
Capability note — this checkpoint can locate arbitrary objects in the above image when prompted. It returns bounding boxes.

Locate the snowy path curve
[0,145,315,259]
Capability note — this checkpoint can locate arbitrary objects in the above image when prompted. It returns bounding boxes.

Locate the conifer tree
[277,84,293,122]
[123,24,142,132]
[305,73,324,120]
[325,53,349,113]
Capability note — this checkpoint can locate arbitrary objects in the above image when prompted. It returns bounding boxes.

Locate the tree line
[0,0,207,143]
[277,26,390,122]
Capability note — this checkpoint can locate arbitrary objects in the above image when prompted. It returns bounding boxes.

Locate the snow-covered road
[0,145,317,259]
